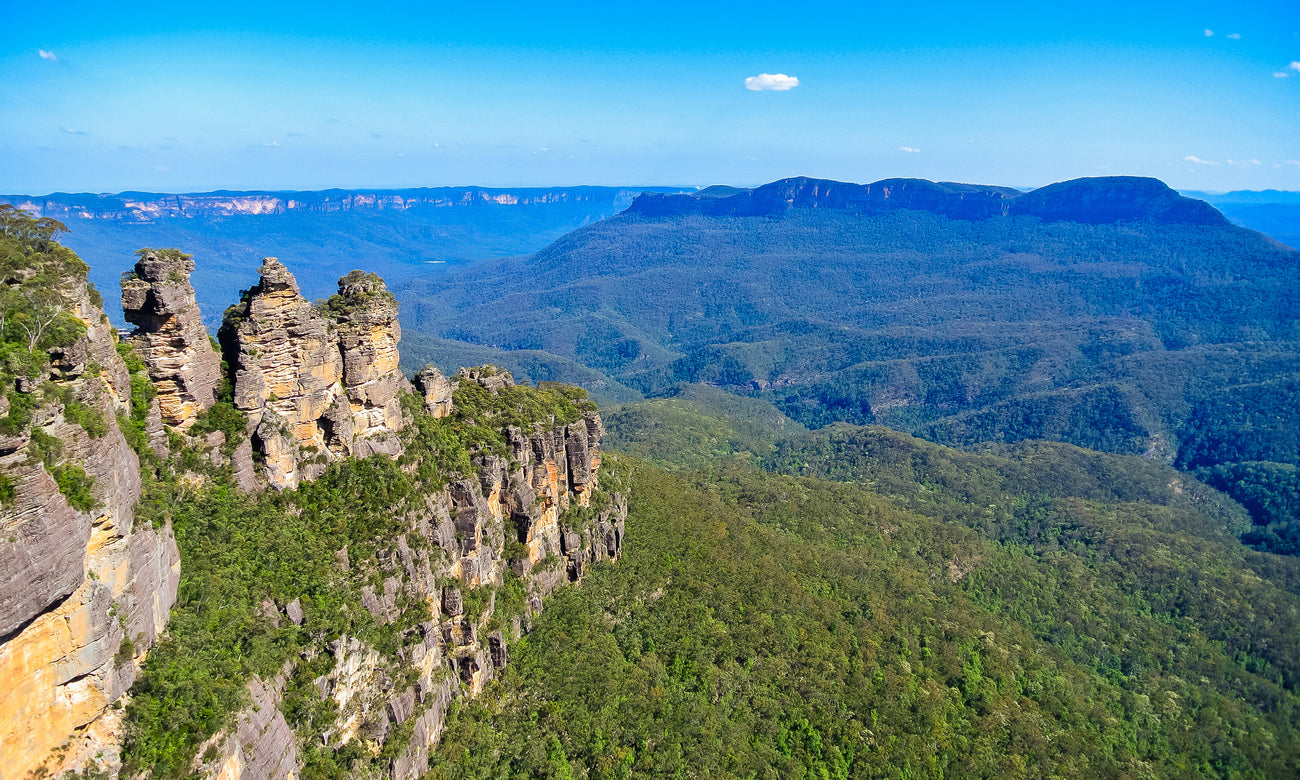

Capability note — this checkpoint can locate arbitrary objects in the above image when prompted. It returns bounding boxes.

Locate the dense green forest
[394,180,1299,555]
[429,415,1300,778]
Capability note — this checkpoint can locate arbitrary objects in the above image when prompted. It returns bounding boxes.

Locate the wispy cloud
[1275,71,1291,78]
[1227,33,1242,40]
[1292,61,1300,72]
[745,73,799,91]
[258,141,282,148]
[1183,155,1220,166]
[61,127,89,136]
[899,146,920,153]
[1227,158,1261,167]
[1284,160,1300,168]
[38,49,58,62]
[1204,29,1214,37]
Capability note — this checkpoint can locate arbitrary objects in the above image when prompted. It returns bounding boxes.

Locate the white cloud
[899,146,920,153]
[1275,71,1291,78]
[38,49,57,62]
[1227,33,1241,40]
[1291,61,1300,72]
[260,141,282,148]
[1227,158,1261,166]
[1204,29,1214,37]
[61,127,89,136]
[745,73,799,91]
[1183,155,1220,166]
[1284,160,1300,168]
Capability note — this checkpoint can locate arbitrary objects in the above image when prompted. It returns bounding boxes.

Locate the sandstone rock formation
[413,364,453,418]
[121,249,222,429]
[218,260,411,489]
[200,368,626,780]
[0,267,179,779]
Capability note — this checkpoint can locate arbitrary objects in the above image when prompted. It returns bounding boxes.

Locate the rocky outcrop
[413,365,453,418]
[332,271,407,458]
[121,249,222,428]
[0,268,179,779]
[204,368,626,780]
[195,670,299,780]
[219,260,410,489]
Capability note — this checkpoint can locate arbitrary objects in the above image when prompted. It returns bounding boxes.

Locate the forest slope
[397,175,1300,552]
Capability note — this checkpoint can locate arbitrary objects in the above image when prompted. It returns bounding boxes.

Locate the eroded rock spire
[218,259,410,488]
[120,248,222,429]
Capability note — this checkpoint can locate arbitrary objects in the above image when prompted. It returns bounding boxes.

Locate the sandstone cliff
[0,221,179,779]
[1,221,626,779]
[196,366,626,780]
[219,260,410,489]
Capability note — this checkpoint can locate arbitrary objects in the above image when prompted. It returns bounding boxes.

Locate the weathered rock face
[121,250,223,429]
[219,260,410,489]
[0,272,180,780]
[333,271,408,458]
[413,365,453,418]
[202,369,626,780]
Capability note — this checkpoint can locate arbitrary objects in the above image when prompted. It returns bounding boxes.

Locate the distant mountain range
[633,175,1228,225]
[0,185,689,328]
[392,174,1299,552]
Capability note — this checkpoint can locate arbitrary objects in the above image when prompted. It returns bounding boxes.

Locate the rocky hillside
[0,208,179,779]
[0,206,628,779]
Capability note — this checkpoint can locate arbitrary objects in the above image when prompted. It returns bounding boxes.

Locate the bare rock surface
[219,260,410,489]
[121,249,222,428]
[0,270,179,780]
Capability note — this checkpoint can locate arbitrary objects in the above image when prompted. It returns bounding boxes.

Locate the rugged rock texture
[0,272,180,780]
[332,271,408,458]
[413,365,453,418]
[219,260,410,489]
[121,249,223,428]
[202,369,626,780]
[195,670,299,780]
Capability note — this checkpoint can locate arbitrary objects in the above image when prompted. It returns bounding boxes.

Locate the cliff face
[2,220,626,779]
[219,260,410,489]
[2,187,664,222]
[120,249,223,429]
[0,254,179,779]
[197,372,626,780]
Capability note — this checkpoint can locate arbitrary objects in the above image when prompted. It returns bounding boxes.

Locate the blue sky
[2,0,1298,193]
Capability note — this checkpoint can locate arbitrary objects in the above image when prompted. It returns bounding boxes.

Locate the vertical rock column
[0,269,179,779]
[219,258,344,489]
[331,271,411,458]
[120,249,222,429]
[219,260,409,489]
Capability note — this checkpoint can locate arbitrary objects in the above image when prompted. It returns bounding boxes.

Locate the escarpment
[3,223,626,779]
[0,214,179,779]
[219,259,411,489]
[193,367,626,780]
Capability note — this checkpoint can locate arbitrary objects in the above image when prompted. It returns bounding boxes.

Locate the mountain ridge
[2,185,691,222]
[628,175,1228,225]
